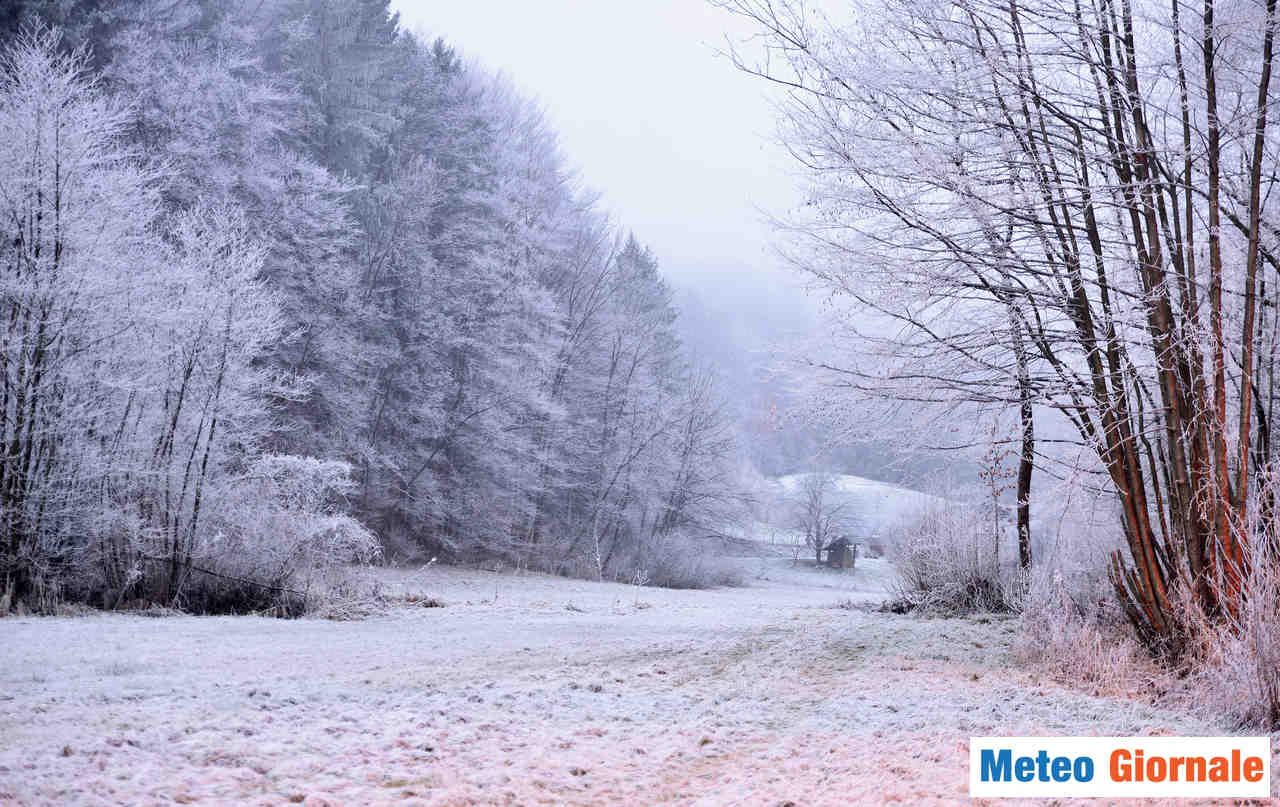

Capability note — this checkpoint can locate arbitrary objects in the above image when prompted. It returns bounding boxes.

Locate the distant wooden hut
[822,537,857,569]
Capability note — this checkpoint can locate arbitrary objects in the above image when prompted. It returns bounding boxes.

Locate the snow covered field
[0,557,1247,806]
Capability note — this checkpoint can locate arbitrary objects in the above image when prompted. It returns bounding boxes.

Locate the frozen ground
[0,556,1253,806]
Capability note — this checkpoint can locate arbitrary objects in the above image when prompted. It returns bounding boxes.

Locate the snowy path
[0,559,1231,805]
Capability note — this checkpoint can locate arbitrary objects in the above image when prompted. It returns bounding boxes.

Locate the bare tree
[0,29,147,604]
[794,472,848,566]
[722,0,1280,655]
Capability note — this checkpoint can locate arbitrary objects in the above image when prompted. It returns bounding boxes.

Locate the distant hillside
[774,473,946,544]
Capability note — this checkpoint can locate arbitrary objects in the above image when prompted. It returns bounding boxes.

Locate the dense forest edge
[0,1,750,616]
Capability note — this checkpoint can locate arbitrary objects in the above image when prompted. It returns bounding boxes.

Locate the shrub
[181,456,380,614]
[84,456,380,616]
[607,533,743,590]
[1014,568,1168,701]
[1180,538,1280,730]
[886,500,1022,614]
[646,544,743,589]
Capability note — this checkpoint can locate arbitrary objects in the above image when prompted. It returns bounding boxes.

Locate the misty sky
[391,0,809,303]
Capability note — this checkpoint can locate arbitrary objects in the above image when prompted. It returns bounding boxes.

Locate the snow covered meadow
[1,555,1247,806]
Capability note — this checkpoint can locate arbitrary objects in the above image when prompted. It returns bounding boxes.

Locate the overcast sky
[391,0,808,303]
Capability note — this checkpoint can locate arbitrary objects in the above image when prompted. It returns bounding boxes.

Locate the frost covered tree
[94,0,362,462]
[2,0,747,606]
[0,29,150,603]
[794,473,847,566]
[724,0,1280,653]
[0,28,375,612]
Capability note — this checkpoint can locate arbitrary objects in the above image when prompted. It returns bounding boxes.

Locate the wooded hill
[0,1,743,613]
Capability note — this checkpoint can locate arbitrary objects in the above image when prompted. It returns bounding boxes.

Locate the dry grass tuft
[1014,570,1171,702]
[1172,545,1280,730]
[401,594,445,608]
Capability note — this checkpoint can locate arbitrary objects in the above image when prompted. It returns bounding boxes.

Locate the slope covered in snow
[774,472,946,545]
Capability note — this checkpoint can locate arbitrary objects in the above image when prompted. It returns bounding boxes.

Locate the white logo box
[970,736,1270,798]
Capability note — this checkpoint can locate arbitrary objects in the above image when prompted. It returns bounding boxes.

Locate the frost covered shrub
[84,457,379,615]
[1014,569,1166,700]
[1010,495,1179,701]
[887,500,1020,614]
[1182,537,1280,729]
[166,456,380,615]
[603,533,742,590]
[647,540,743,589]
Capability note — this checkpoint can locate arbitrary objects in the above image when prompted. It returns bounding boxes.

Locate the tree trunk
[1015,321,1034,571]
[1016,411,1033,571]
